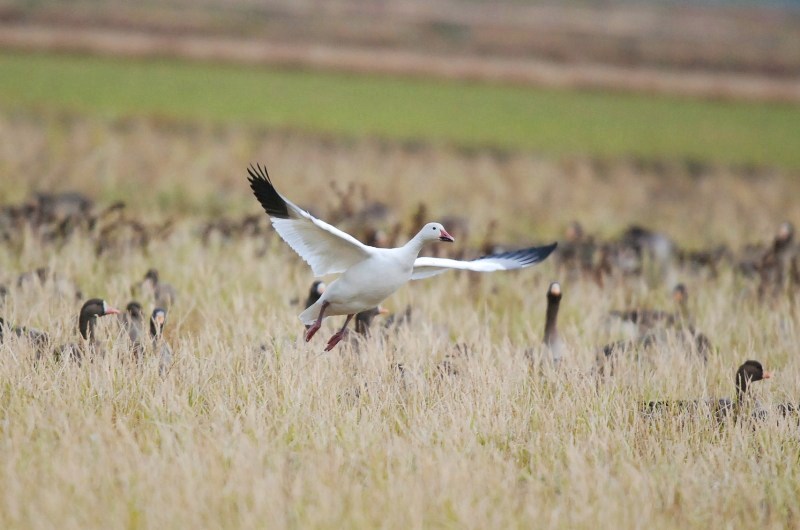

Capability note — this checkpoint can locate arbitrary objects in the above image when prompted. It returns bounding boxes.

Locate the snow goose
[247,164,557,351]
[303,280,386,338]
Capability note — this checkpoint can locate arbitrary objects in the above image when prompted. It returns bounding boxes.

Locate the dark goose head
[144,268,160,285]
[78,298,120,341]
[735,360,771,403]
[125,301,144,320]
[304,281,326,309]
[775,221,794,252]
[672,283,688,309]
[150,308,167,338]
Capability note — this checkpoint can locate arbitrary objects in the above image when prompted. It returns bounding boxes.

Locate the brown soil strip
[2,24,799,103]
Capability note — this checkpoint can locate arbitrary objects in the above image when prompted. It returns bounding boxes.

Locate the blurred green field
[2,51,800,169]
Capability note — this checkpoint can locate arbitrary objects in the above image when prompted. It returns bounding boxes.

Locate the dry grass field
[1,110,799,528]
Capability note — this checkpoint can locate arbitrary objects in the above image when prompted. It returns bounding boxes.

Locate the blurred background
[0,0,799,247]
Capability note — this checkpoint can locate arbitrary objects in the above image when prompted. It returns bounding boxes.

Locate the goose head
[78,298,120,340]
[150,308,167,338]
[125,301,144,320]
[735,360,771,401]
[420,222,454,243]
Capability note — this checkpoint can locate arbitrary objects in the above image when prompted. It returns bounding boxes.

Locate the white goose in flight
[247,164,557,351]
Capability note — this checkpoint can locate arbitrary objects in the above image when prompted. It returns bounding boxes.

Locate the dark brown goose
[150,308,172,375]
[543,281,564,364]
[610,283,689,333]
[757,221,796,297]
[641,360,771,421]
[0,317,50,353]
[54,298,120,361]
[597,323,710,376]
[16,266,83,301]
[119,301,146,361]
[142,269,177,309]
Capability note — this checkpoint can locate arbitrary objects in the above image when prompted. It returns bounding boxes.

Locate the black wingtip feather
[478,242,558,266]
[247,163,290,219]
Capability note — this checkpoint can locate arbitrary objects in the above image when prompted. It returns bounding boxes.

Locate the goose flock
[1,163,798,422]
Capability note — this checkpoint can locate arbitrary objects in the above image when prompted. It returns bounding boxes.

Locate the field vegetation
[1,107,799,528]
[2,52,800,169]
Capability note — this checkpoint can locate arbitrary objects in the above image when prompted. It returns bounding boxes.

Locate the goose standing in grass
[543,282,564,365]
[120,301,146,361]
[141,269,177,309]
[54,298,120,361]
[150,308,172,375]
[248,164,557,351]
[641,360,771,421]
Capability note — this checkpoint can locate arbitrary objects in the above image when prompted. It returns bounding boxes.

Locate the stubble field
[1,91,800,527]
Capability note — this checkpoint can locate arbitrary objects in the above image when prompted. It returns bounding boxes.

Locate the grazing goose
[55,299,120,361]
[119,301,146,361]
[248,164,557,351]
[597,323,710,376]
[641,360,771,421]
[0,317,50,354]
[16,266,83,301]
[142,269,177,309]
[543,282,564,364]
[150,308,172,375]
[610,283,690,334]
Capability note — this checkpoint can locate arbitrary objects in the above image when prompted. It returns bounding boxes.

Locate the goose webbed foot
[324,329,349,351]
[324,314,355,352]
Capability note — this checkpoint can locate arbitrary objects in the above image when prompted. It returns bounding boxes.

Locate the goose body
[299,241,422,325]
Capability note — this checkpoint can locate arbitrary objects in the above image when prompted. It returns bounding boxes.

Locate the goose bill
[439,228,455,242]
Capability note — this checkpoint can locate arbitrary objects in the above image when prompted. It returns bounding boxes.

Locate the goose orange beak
[439,228,455,242]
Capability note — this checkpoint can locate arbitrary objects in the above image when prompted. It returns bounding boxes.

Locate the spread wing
[247,164,371,276]
[411,243,557,280]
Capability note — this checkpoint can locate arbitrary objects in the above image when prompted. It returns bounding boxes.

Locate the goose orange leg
[305,301,329,342]
[325,314,354,352]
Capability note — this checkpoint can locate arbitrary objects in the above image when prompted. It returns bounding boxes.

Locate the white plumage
[248,164,557,350]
